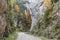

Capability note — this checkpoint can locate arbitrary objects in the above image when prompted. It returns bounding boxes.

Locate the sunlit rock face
[25,0,60,40]
[25,0,44,31]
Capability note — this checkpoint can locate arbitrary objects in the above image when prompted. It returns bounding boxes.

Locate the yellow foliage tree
[25,10,30,19]
[44,0,54,19]
[10,0,15,7]
[14,5,19,12]
[44,0,52,5]
[44,0,52,9]
[48,12,54,19]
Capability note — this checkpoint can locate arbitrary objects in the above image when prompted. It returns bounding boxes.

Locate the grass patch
[4,31,18,40]
[40,37,51,40]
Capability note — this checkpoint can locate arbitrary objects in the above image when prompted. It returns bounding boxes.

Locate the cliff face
[0,0,7,13]
[0,0,7,38]
[28,0,60,40]
[0,14,7,38]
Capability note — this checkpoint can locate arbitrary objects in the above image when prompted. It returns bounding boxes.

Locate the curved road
[16,32,41,40]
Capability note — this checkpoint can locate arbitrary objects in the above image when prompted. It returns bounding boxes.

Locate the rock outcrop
[0,0,7,38]
[33,0,60,40]
[26,0,60,40]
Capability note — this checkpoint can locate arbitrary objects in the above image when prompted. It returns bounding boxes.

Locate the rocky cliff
[0,0,7,38]
[26,0,60,40]
[34,0,60,40]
